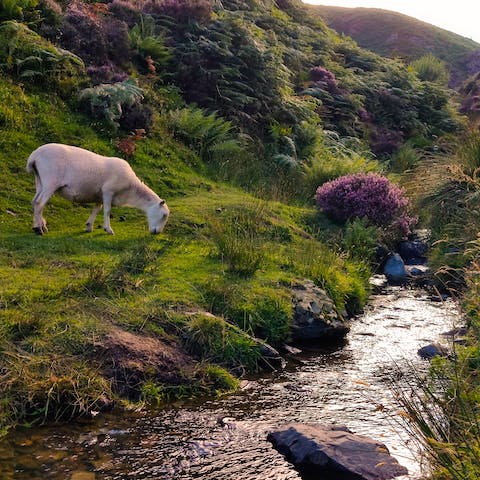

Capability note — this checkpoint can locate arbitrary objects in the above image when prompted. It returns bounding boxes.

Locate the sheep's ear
[159,200,165,206]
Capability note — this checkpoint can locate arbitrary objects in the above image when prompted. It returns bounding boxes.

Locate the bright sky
[303,0,480,44]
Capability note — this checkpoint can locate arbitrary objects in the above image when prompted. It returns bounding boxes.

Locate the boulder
[268,423,408,480]
[398,240,427,265]
[291,281,349,341]
[384,254,407,283]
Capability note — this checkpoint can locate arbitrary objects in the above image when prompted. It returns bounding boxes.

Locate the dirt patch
[95,327,196,398]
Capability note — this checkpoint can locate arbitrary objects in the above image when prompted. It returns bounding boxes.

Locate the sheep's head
[147,199,170,234]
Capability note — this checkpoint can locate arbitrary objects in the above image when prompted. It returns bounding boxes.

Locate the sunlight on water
[0,287,461,480]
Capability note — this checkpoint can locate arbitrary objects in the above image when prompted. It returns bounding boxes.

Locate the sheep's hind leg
[32,187,55,235]
[86,203,102,232]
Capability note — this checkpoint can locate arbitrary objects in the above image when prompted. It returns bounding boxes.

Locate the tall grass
[183,314,262,373]
[208,203,267,277]
[393,353,480,480]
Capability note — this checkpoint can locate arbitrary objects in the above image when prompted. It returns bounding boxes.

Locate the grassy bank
[0,77,374,436]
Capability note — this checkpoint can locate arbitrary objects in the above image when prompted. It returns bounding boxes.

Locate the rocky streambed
[0,284,462,480]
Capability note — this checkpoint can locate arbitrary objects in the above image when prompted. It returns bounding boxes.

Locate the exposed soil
[95,327,196,398]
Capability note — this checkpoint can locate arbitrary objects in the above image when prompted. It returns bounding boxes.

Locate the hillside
[0,0,464,434]
[313,5,480,87]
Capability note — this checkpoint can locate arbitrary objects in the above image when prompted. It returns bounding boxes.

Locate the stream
[0,284,462,480]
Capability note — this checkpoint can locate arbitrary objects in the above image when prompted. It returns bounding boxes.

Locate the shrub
[310,66,339,93]
[87,64,128,85]
[369,125,404,156]
[316,173,416,238]
[410,54,449,85]
[59,2,131,68]
[109,0,141,27]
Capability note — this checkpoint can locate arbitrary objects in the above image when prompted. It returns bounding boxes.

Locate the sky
[303,0,480,44]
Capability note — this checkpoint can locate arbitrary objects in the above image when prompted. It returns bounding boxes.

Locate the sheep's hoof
[104,227,115,235]
[85,223,93,233]
[33,227,43,236]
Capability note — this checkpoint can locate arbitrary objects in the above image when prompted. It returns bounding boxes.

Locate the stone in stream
[383,254,407,284]
[267,423,408,480]
[417,342,449,360]
[291,281,349,341]
[398,240,428,265]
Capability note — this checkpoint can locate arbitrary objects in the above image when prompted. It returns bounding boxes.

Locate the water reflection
[1,287,461,480]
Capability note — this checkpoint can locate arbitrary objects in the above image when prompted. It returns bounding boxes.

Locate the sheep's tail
[26,151,38,175]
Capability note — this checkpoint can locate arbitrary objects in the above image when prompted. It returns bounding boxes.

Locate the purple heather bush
[310,66,339,93]
[316,173,416,238]
[370,125,404,156]
[87,64,129,85]
[109,0,141,27]
[60,2,131,67]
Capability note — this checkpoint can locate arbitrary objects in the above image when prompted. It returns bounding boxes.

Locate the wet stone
[291,280,349,341]
[418,343,449,360]
[268,423,408,480]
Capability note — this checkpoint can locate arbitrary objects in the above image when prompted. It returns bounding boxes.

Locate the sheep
[26,143,170,235]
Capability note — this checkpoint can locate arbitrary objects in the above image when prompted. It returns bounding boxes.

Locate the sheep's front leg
[102,192,115,235]
[86,203,102,233]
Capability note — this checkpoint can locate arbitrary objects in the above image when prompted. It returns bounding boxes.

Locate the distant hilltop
[311,5,480,87]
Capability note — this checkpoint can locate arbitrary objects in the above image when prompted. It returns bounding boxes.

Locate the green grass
[0,77,374,434]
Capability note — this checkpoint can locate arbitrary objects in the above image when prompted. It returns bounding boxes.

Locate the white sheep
[26,143,170,235]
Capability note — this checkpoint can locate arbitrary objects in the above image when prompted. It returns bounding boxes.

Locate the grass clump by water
[183,314,263,373]
[289,239,371,316]
[393,351,480,480]
[202,281,293,345]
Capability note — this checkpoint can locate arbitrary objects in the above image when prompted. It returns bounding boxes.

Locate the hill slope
[313,5,480,86]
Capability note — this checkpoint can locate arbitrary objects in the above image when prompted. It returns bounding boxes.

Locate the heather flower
[370,126,403,156]
[316,173,416,237]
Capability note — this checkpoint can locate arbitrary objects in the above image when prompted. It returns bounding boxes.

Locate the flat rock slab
[268,424,408,480]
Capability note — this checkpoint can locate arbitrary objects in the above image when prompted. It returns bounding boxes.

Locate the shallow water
[0,286,462,480]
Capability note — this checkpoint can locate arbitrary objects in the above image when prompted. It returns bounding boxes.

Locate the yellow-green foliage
[409,54,449,85]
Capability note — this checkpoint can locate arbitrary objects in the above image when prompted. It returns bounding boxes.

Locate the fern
[0,0,37,21]
[79,79,144,129]
[0,21,85,92]
[168,107,243,163]
[129,15,171,69]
